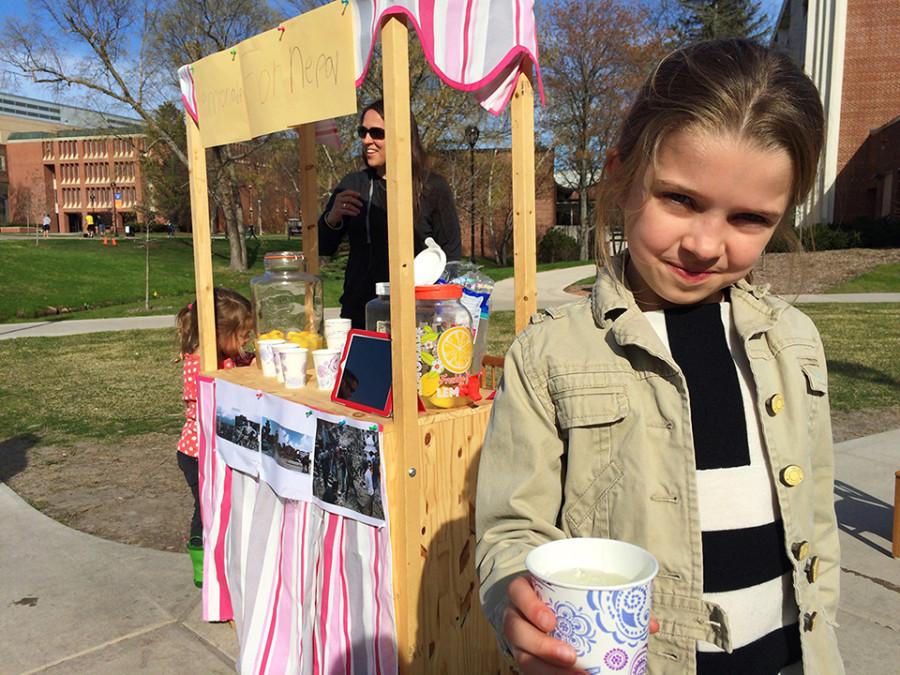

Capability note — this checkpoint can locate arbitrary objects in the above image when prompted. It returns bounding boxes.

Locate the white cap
[375,282,390,296]
[413,238,447,286]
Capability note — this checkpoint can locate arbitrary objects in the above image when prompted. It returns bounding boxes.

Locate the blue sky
[0,0,788,106]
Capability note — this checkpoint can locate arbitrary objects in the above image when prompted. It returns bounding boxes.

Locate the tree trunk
[578,157,591,260]
[210,147,248,271]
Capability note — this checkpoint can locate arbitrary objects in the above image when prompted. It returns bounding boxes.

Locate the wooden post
[510,68,537,333]
[381,15,422,672]
[185,115,217,372]
[297,123,319,276]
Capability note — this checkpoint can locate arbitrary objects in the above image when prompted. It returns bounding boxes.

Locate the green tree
[674,0,769,43]
[141,102,191,229]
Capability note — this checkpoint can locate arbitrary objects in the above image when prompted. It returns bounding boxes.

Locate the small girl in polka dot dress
[175,288,254,588]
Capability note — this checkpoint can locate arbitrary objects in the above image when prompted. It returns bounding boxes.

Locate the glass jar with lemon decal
[251,252,325,359]
[414,284,474,409]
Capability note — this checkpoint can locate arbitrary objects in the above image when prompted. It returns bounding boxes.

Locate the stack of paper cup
[272,343,301,382]
[281,348,308,389]
[312,348,341,391]
[257,338,286,377]
[324,318,352,352]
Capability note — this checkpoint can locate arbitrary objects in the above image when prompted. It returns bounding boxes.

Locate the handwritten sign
[191,1,356,148]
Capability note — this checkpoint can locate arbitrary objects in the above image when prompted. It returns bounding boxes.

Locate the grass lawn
[0,237,592,323]
[826,263,900,293]
[1,303,896,448]
[0,236,348,322]
[488,304,900,413]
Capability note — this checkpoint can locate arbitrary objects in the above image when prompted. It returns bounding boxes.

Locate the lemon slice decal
[436,326,473,374]
[420,371,440,397]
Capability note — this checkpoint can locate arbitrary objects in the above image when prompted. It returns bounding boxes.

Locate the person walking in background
[318,99,462,328]
[41,213,50,237]
[476,39,843,674]
[363,460,375,516]
[175,288,254,588]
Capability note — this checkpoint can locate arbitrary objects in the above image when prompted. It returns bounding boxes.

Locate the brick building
[0,91,140,229]
[773,0,900,224]
[6,129,146,233]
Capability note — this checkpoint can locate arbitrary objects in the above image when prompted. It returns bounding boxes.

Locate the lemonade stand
[182,2,541,672]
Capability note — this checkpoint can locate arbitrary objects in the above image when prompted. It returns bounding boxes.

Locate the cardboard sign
[191,1,356,148]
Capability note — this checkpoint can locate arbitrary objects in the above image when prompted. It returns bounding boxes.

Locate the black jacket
[318,167,462,327]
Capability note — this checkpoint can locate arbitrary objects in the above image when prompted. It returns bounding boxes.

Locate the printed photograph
[313,419,383,521]
[216,406,261,451]
[261,417,313,474]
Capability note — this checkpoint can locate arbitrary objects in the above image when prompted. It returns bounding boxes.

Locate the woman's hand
[325,190,363,226]
[503,575,660,675]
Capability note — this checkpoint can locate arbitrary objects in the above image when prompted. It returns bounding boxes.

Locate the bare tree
[540,0,668,259]
[0,0,277,271]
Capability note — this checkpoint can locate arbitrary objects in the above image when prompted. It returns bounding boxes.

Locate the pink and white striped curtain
[198,377,397,674]
[352,0,544,114]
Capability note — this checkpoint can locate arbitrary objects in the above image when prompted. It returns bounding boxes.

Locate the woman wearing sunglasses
[318,99,462,328]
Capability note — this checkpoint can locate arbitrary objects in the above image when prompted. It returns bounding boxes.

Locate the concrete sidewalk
[1,429,898,673]
[489,264,900,311]
[1,264,897,340]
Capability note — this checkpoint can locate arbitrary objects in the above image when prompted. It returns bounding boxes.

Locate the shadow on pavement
[834,479,894,558]
[0,434,39,482]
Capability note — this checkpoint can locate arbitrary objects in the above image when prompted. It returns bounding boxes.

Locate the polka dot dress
[177,353,239,458]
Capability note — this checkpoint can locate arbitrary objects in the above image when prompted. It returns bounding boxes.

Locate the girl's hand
[503,575,660,675]
[503,576,582,674]
[326,190,363,226]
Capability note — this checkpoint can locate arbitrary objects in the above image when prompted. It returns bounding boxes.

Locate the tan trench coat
[476,261,843,674]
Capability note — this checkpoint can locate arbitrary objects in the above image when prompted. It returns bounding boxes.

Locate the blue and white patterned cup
[525,538,659,674]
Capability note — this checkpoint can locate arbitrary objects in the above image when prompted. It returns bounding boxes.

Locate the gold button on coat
[804,611,818,632]
[807,556,820,583]
[766,393,785,415]
[792,541,810,561]
[780,464,805,487]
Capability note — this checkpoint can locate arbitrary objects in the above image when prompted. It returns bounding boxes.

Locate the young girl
[476,39,842,674]
[176,287,254,588]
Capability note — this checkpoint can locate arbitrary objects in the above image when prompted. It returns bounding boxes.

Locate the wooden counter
[211,366,511,674]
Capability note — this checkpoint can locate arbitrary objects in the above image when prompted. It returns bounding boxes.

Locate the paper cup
[272,343,301,382]
[312,348,341,391]
[525,538,658,674]
[324,318,352,351]
[281,348,308,389]
[257,339,286,378]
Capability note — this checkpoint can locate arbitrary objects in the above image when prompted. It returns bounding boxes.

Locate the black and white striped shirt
[645,302,802,674]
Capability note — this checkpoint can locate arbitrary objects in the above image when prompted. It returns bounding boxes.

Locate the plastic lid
[415,284,462,300]
[375,282,390,296]
[413,238,446,285]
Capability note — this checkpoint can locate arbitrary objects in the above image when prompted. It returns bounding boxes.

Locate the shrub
[799,223,861,251]
[847,216,900,248]
[538,228,580,263]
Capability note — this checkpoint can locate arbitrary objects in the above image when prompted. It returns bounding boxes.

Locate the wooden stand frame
[186,13,534,673]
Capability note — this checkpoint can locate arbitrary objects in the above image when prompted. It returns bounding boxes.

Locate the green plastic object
[187,538,204,589]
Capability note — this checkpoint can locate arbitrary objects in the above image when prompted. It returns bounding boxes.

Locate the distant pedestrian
[98,218,105,236]
[41,213,50,237]
[166,221,175,238]
[363,461,375,515]
[175,288,254,588]
[246,223,258,240]
[85,213,95,238]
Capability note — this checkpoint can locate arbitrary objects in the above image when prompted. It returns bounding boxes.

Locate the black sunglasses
[357,125,385,140]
